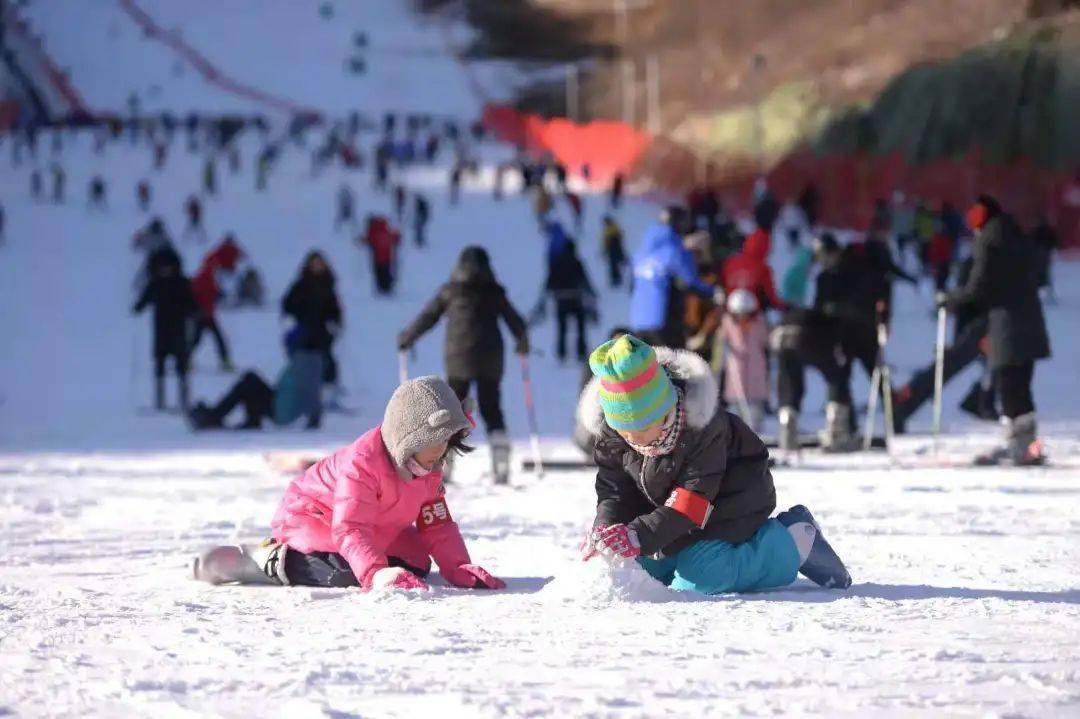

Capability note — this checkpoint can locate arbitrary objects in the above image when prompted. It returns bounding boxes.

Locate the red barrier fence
[483,103,1079,248]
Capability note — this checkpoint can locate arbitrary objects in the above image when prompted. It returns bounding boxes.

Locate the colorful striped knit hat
[588,334,676,432]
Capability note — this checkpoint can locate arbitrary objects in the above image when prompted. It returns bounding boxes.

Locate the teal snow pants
[638,519,800,594]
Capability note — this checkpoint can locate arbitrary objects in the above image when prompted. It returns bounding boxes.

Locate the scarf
[628,387,685,458]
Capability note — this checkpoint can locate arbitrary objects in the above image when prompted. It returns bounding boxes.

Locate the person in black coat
[398,246,529,437]
[282,252,343,389]
[133,249,197,410]
[939,196,1050,465]
[536,240,596,362]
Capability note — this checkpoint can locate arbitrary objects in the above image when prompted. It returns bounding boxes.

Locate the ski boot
[974,413,1045,466]
[959,381,999,422]
[819,402,859,453]
[490,430,511,485]
[193,539,289,585]
[778,406,800,453]
[188,402,222,430]
[890,385,912,435]
[776,505,852,589]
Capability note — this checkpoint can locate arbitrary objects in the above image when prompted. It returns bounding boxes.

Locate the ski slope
[2,3,1080,717]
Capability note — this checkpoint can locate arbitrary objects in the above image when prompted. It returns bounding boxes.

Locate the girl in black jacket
[398,246,529,482]
[282,252,343,390]
[578,335,852,594]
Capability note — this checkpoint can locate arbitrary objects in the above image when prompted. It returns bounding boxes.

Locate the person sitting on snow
[578,334,852,594]
[193,376,506,592]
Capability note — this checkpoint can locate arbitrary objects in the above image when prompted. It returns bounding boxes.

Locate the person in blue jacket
[188,328,324,430]
[629,206,720,348]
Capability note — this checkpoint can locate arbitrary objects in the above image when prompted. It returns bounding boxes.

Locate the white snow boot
[193,540,289,585]
[819,402,859,453]
[778,406,800,453]
[490,430,511,485]
[975,413,1045,466]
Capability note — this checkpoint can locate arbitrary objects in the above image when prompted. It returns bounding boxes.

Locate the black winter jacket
[134,271,197,356]
[282,275,342,351]
[579,347,776,557]
[947,213,1050,369]
[398,247,529,380]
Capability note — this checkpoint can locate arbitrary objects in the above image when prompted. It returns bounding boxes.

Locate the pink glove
[367,567,430,592]
[581,525,607,562]
[447,564,506,590]
[594,524,641,559]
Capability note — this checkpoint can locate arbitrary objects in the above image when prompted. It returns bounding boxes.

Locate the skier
[413,194,430,247]
[30,170,43,200]
[681,230,724,363]
[153,141,168,171]
[188,330,324,431]
[183,195,206,243]
[374,139,391,190]
[88,176,107,211]
[397,246,530,484]
[534,240,596,363]
[190,254,234,372]
[136,180,151,212]
[193,376,506,592]
[203,157,217,196]
[335,184,356,232]
[628,207,720,349]
[937,195,1050,465]
[448,163,462,205]
[721,225,788,312]
[361,215,401,295]
[281,251,344,401]
[51,164,65,203]
[393,185,406,222]
[132,246,197,411]
[565,191,583,232]
[579,334,852,594]
[719,290,770,430]
[600,215,627,288]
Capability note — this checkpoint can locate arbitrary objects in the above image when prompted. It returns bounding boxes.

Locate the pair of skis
[398,351,544,482]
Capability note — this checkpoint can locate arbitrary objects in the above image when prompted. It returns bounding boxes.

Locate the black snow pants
[897,315,988,414]
[191,315,231,364]
[210,371,274,427]
[556,300,588,362]
[996,361,1035,419]
[448,376,505,433]
[283,550,430,588]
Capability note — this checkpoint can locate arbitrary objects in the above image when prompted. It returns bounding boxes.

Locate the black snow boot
[188,401,223,430]
[959,381,999,422]
[974,413,1045,467]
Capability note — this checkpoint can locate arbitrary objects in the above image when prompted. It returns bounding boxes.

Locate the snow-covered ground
[2,2,1080,717]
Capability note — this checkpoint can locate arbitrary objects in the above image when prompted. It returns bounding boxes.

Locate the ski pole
[932,306,947,445]
[519,354,544,478]
[398,350,409,385]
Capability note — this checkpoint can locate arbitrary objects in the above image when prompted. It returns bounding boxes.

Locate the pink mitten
[581,525,607,562]
[368,567,430,592]
[448,564,506,590]
[594,524,641,559]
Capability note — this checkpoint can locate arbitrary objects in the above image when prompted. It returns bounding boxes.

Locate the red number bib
[417,499,453,531]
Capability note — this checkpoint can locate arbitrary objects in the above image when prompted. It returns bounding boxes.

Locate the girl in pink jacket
[193,376,505,592]
[719,289,770,431]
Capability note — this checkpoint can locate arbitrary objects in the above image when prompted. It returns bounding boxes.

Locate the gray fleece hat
[382,376,471,472]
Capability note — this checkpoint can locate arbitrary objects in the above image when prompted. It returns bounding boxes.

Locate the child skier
[719,289,770,430]
[398,246,530,484]
[193,376,506,592]
[578,334,852,594]
[361,215,401,295]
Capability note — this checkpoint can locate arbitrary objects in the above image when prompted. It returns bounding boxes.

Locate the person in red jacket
[721,226,788,312]
[190,241,240,371]
[361,214,401,295]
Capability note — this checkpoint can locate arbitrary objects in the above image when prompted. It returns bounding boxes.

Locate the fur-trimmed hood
[577,347,719,438]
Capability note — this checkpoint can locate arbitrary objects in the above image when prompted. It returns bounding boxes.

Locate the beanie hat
[588,334,677,432]
[382,376,471,472]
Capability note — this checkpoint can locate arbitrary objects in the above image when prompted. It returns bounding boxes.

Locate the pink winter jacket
[720,314,770,403]
[270,426,472,586]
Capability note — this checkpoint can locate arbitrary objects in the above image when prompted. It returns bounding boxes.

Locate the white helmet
[726,288,759,316]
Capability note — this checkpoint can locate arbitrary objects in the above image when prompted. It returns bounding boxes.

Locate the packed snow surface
[2,2,1080,717]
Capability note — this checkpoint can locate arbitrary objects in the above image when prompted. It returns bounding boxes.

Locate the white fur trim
[577,347,719,438]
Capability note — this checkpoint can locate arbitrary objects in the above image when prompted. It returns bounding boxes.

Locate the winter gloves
[582,524,641,561]
[368,566,431,591]
[364,565,505,592]
[445,564,507,590]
